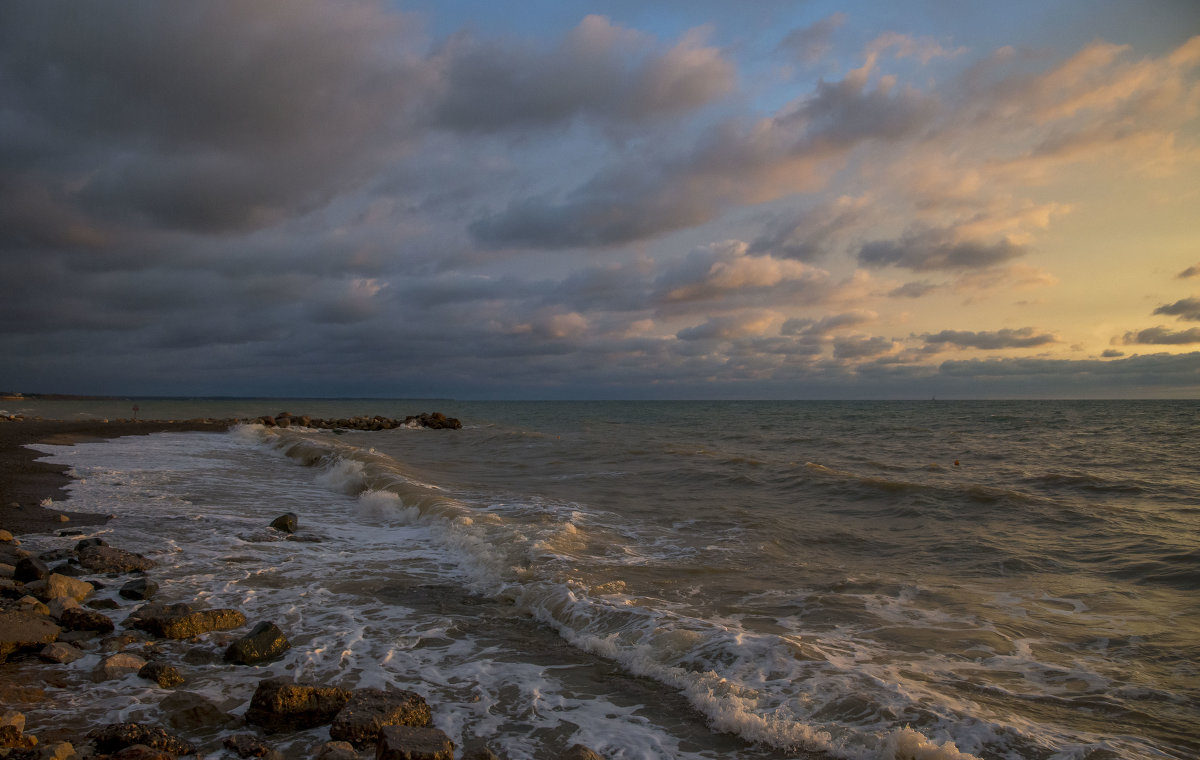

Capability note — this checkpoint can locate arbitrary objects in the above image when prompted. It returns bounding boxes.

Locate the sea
[5,399,1198,760]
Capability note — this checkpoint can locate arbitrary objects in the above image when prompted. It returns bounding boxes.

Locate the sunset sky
[2,1,1199,398]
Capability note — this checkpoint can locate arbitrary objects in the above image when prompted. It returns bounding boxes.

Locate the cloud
[781,310,876,336]
[888,281,938,298]
[748,195,869,261]
[1122,326,1200,345]
[655,242,828,304]
[1178,263,1200,279]
[431,16,734,132]
[777,13,846,64]
[1153,297,1200,321]
[920,327,1058,350]
[676,311,781,341]
[859,226,1027,271]
[833,335,896,359]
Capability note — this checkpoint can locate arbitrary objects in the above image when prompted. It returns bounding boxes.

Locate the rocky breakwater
[0,519,609,760]
[254,412,462,431]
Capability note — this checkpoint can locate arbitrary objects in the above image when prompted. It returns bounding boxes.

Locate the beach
[1,400,1197,760]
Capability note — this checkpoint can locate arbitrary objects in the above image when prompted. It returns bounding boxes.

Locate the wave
[243,424,991,760]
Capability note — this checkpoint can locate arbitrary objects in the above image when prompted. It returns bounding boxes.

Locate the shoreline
[0,419,232,536]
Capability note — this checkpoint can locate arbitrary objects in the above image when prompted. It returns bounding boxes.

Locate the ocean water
[10,399,1200,760]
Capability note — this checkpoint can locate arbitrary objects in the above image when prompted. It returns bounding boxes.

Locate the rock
[0,530,12,543]
[77,545,155,574]
[119,577,159,601]
[39,740,76,759]
[244,677,351,733]
[463,750,500,760]
[48,563,85,577]
[112,746,176,760]
[75,538,106,552]
[159,691,234,731]
[375,725,454,760]
[87,724,194,756]
[16,595,49,616]
[0,563,14,579]
[59,607,115,634]
[406,413,462,430]
[0,721,36,750]
[128,603,245,639]
[56,515,69,523]
[88,598,121,610]
[43,573,94,602]
[315,740,360,759]
[268,513,297,533]
[39,641,84,664]
[13,556,49,583]
[224,621,290,665]
[330,688,432,746]
[101,631,150,652]
[0,710,24,733]
[0,610,61,662]
[94,652,148,681]
[139,661,185,688]
[563,745,605,760]
[48,596,81,619]
[224,734,284,758]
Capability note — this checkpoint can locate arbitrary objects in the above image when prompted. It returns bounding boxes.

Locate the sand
[0,419,232,536]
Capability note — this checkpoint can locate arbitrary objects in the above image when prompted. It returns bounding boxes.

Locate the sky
[2,1,1199,399]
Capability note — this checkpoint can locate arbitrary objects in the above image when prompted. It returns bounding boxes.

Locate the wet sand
[0,419,232,536]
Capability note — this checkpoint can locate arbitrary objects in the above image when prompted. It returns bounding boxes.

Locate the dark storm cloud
[921,327,1057,350]
[1122,326,1200,345]
[432,16,735,132]
[858,227,1027,271]
[0,0,423,235]
[472,66,938,249]
[1152,297,1200,321]
[777,14,847,64]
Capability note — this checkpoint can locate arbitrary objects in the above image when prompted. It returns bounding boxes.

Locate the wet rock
[59,606,115,634]
[101,631,150,652]
[330,688,432,746]
[224,621,290,665]
[94,652,148,681]
[13,556,49,583]
[112,745,177,760]
[269,513,297,533]
[128,603,245,639]
[48,593,81,622]
[223,733,276,758]
[75,538,106,552]
[43,573,94,602]
[48,563,85,577]
[16,595,49,616]
[87,723,195,756]
[0,610,61,662]
[0,530,12,543]
[375,725,454,760]
[88,598,121,610]
[244,677,351,733]
[39,641,84,664]
[119,577,159,601]
[315,740,359,759]
[563,744,605,760]
[0,563,13,579]
[463,750,501,760]
[160,691,235,732]
[139,661,185,688]
[77,545,155,574]
[39,740,76,759]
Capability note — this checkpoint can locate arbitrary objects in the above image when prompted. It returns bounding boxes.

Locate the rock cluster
[254,411,463,430]
[0,514,611,760]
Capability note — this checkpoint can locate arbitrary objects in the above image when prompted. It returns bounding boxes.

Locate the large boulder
[86,723,195,756]
[244,677,351,733]
[375,725,454,760]
[42,572,94,602]
[39,641,84,664]
[119,577,159,601]
[128,603,245,639]
[0,610,61,662]
[330,688,432,746]
[77,545,155,574]
[139,661,186,688]
[13,556,49,583]
[224,621,290,665]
